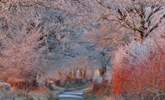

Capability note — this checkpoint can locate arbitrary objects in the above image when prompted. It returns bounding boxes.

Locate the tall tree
[96,0,165,42]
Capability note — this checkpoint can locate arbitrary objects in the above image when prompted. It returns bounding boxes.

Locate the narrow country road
[58,90,85,100]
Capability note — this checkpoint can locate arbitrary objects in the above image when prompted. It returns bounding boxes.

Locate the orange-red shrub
[112,44,165,96]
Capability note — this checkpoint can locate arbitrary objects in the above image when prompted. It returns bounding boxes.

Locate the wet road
[58,90,85,100]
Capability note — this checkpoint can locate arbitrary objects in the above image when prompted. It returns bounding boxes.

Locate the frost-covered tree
[96,0,165,42]
[0,0,67,82]
[95,0,165,97]
[0,0,104,82]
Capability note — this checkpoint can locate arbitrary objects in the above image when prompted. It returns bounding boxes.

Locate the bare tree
[96,0,165,42]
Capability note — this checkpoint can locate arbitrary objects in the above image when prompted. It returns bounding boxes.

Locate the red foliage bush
[112,41,165,96]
